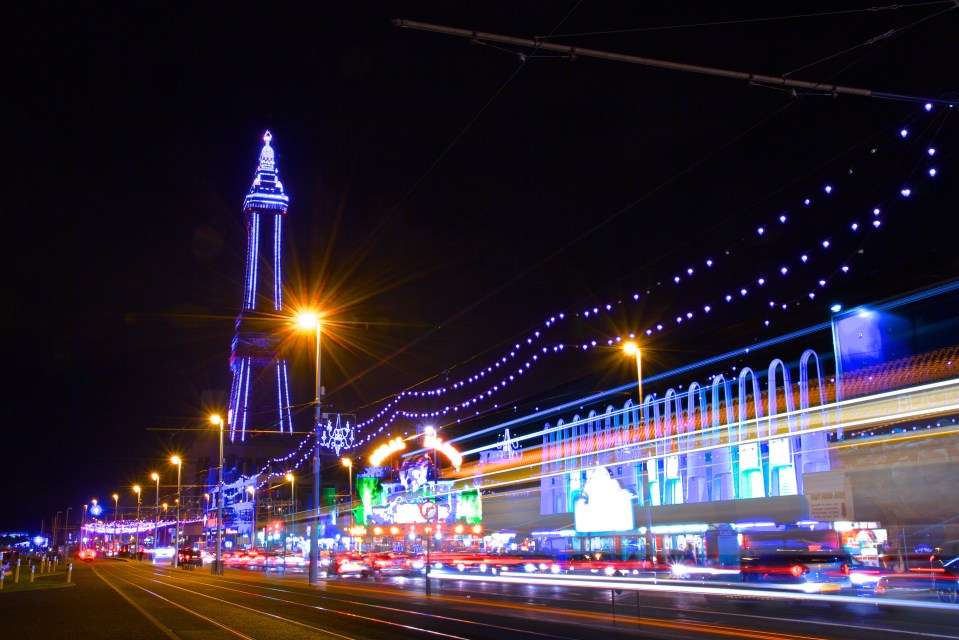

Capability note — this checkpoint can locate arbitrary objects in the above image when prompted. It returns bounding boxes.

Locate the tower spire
[228,131,295,441]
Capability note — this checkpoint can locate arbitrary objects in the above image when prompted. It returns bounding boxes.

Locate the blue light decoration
[89,503,103,517]
[321,414,356,456]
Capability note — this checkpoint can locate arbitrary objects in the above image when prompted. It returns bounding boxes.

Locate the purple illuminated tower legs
[227,131,296,443]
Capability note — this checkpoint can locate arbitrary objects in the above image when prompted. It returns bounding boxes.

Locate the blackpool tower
[227,131,295,441]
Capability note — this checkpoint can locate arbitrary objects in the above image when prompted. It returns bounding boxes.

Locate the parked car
[740,551,852,593]
[875,555,959,606]
[177,548,203,568]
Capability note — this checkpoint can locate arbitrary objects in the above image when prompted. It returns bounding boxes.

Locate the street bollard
[1,568,4,589]
[14,559,21,584]
[66,563,73,583]
[30,565,35,583]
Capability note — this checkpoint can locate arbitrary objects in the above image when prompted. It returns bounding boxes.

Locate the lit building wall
[540,348,834,518]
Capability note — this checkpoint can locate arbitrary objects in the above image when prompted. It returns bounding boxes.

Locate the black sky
[4,2,958,531]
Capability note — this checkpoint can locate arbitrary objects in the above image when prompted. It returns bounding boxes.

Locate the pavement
[0,559,172,640]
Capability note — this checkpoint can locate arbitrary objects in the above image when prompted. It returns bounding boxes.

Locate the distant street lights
[623,341,655,560]
[171,455,182,567]
[296,311,323,585]
[151,472,160,564]
[211,413,225,576]
[133,485,141,560]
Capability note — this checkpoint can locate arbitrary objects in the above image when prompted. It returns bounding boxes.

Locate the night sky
[5,2,958,532]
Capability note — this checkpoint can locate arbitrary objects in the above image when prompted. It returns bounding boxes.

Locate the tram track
[90,562,958,640]
[92,563,581,640]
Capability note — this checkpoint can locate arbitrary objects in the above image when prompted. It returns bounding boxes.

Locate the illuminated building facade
[461,281,959,558]
[227,131,296,441]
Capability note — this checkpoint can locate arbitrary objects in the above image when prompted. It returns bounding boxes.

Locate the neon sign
[369,437,406,466]
[424,433,462,469]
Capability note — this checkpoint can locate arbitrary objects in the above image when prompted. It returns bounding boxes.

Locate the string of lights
[345,101,951,441]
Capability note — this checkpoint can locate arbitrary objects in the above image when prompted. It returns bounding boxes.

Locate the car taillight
[875,582,886,595]
[789,564,808,577]
[841,563,850,575]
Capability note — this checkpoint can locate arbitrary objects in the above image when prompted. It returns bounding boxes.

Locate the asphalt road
[2,560,958,640]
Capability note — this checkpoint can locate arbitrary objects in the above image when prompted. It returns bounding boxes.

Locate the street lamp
[113,493,120,556]
[82,503,88,551]
[133,485,141,560]
[151,472,160,564]
[422,426,442,596]
[64,507,72,558]
[285,472,295,549]
[171,455,182,567]
[341,458,353,548]
[248,485,257,549]
[296,311,323,585]
[623,341,655,561]
[211,413,224,576]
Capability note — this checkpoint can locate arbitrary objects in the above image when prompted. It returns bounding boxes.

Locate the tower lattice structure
[227,131,295,441]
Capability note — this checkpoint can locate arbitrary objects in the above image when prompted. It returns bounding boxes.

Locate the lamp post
[248,485,257,549]
[151,472,160,564]
[285,472,295,554]
[297,311,323,585]
[54,511,61,556]
[113,493,119,556]
[64,507,72,558]
[211,413,224,576]
[341,458,352,549]
[90,499,97,553]
[171,455,182,567]
[133,485,141,560]
[82,503,88,552]
[623,341,655,561]
[423,426,442,596]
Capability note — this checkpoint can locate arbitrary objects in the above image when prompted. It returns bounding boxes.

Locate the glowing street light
[171,455,182,567]
[211,413,225,576]
[623,340,655,560]
[296,310,323,585]
[285,472,295,543]
[133,485,142,560]
[151,472,160,564]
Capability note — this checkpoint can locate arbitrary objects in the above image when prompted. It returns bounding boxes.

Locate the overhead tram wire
[391,18,958,108]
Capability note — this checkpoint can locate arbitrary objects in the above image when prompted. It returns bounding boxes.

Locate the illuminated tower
[227,131,295,441]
